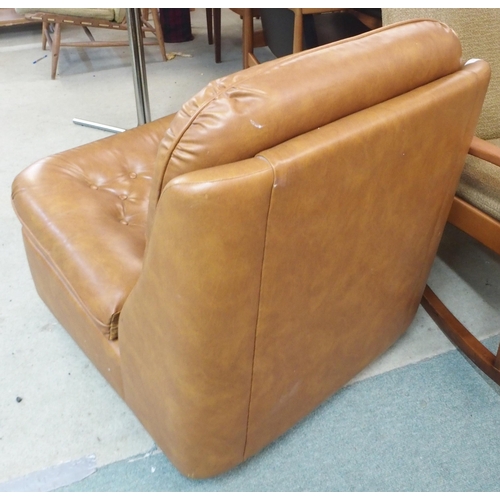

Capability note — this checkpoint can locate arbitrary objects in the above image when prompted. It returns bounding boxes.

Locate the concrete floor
[1,8,499,490]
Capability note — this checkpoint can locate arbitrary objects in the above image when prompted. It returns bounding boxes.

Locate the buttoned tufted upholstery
[11,20,490,478]
[12,116,174,344]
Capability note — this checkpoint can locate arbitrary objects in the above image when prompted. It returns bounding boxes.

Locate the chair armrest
[120,157,274,478]
[469,136,500,167]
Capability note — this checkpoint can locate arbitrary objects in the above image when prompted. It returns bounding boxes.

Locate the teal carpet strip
[57,336,500,492]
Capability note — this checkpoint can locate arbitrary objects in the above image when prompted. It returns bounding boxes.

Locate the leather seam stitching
[242,155,275,461]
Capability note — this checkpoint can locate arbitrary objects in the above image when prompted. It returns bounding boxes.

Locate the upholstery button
[129,172,137,179]
[120,219,129,225]
[90,184,98,190]
[119,194,128,200]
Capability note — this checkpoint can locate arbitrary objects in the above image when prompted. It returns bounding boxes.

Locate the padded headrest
[148,19,462,220]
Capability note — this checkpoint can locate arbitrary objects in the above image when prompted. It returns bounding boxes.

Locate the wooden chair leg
[421,285,500,385]
[206,8,213,45]
[214,8,221,63]
[241,8,254,69]
[51,21,61,80]
[292,10,304,53]
[140,8,148,38]
[149,8,167,61]
[42,20,48,50]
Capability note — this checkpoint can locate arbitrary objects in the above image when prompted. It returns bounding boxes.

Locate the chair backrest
[382,9,500,141]
[146,19,466,233]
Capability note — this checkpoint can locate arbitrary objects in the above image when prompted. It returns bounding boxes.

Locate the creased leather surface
[147,19,463,233]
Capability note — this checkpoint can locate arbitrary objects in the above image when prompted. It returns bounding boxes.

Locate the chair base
[421,285,500,385]
[423,139,500,387]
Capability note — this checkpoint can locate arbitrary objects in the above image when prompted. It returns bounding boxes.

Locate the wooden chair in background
[383,8,500,385]
[206,8,381,68]
[206,8,264,68]
[16,8,167,79]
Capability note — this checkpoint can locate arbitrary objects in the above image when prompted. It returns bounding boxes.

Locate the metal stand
[128,7,151,125]
[73,8,151,133]
[72,119,126,134]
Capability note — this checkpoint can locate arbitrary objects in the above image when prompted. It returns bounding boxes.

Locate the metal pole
[73,8,151,132]
[72,119,125,134]
[127,8,151,125]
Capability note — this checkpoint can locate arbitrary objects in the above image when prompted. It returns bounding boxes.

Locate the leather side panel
[120,158,274,478]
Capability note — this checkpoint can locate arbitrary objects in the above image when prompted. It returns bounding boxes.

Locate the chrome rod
[127,8,151,125]
[73,8,151,133]
[72,119,126,134]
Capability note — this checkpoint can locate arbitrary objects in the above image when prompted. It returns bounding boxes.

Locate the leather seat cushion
[11,116,173,340]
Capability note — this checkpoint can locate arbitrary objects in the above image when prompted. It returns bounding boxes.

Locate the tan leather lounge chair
[11,20,490,478]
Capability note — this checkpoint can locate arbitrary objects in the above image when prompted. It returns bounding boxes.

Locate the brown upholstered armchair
[383,9,500,385]
[11,20,489,478]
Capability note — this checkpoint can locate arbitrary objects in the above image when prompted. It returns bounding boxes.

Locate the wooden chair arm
[469,136,500,167]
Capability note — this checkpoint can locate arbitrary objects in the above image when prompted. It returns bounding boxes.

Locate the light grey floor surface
[1,8,499,492]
